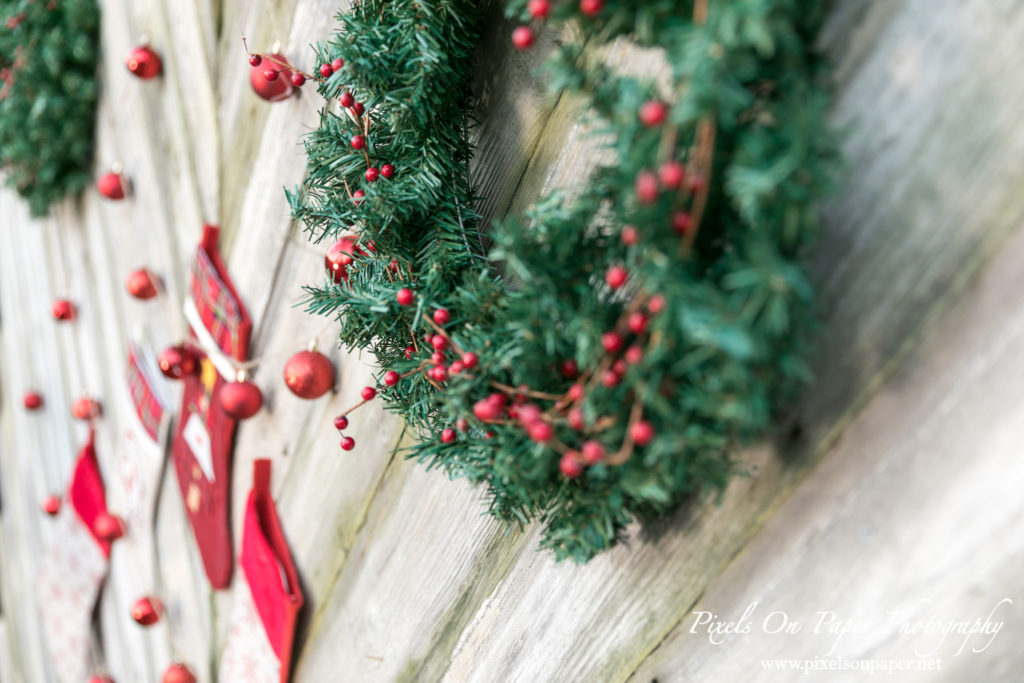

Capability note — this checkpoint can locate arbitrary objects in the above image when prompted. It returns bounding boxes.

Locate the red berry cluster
[512,0,605,51]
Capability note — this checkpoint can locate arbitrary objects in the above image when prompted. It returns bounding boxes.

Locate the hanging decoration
[23,390,43,410]
[167,223,252,588]
[248,47,296,102]
[282,344,334,399]
[125,44,162,79]
[218,370,264,420]
[36,431,113,683]
[96,169,128,200]
[51,298,76,321]
[279,0,836,561]
[130,595,163,626]
[125,268,160,300]
[42,495,62,516]
[162,663,197,683]
[71,395,102,421]
[219,459,303,683]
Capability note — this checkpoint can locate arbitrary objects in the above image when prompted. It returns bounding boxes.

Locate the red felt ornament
[96,171,128,200]
[125,268,159,299]
[161,663,197,683]
[130,596,163,626]
[283,348,334,399]
[158,344,199,380]
[42,495,61,516]
[93,512,125,542]
[126,45,162,79]
[218,372,263,419]
[250,52,295,102]
[51,298,75,321]
[325,236,359,283]
[71,396,102,421]
[23,391,43,410]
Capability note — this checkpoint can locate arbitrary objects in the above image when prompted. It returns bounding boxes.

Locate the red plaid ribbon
[126,348,164,441]
[191,247,245,359]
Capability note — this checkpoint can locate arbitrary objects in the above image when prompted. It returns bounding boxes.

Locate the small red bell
[71,395,102,421]
[250,51,295,102]
[41,495,61,516]
[130,596,163,626]
[126,45,162,79]
[158,345,199,380]
[97,171,128,200]
[125,268,160,299]
[51,298,75,321]
[93,512,125,542]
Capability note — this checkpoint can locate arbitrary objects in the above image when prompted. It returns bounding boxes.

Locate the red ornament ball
[319,63,333,78]
[340,436,355,451]
[42,495,61,516]
[325,236,358,284]
[333,414,349,430]
[131,596,163,626]
[23,391,43,410]
[512,26,535,50]
[93,512,125,541]
[126,45,161,79]
[158,345,198,380]
[396,287,415,306]
[251,52,294,102]
[381,163,395,179]
[218,379,263,419]
[384,370,400,386]
[635,171,659,205]
[97,171,128,200]
[580,0,604,16]
[331,57,345,71]
[528,0,552,19]
[161,663,197,683]
[441,428,457,443]
[283,350,335,399]
[290,72,306,87]
[639,100,668,127]
[125,268,159,299]
[605,265,628,290]
[71,396,102,421]
[560,452,584,478]
[51,298,75,321]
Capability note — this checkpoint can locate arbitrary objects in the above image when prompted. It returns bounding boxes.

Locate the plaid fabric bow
[190,247,245,359]
[126,346,164,441]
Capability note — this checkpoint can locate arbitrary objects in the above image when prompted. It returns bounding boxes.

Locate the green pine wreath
[0,0,100,216]
[285,0,836,562]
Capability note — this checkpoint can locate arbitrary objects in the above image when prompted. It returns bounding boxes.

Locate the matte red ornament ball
[283,350,335,399]
[605,265,628,290]
[639,100,668,127]
[381,163,395,179]
[131,596,163,626]
[319,63,333,78]
[396,287,415,306]
[384,370,400,386]
[331,57,345,71]
[325,236,359,284]
[441,428,456,443]
[290,72,306,87]
[23,391,43,410]
[93,512,125,541]
[340,436,355,451]
[512,26,535,50]
[250,52,294,102]
[97,171,128,200]
[333,415,349,430]
[126,45,161,79]
[71,396,102,421]
[161,663,197,683]
[560,452,584,478]
[42,495,61,516]
[361,386,377,400]
[158,345,198,380]
[579,0,604,16]
[218,380,263,419]
[365,167,380,182]
[125,268,159,299]
[528,0,552,18]
[340,91,355,108]
[351,134,366,150]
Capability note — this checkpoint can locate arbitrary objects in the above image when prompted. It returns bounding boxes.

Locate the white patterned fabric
[219,574,283,683]
[37,502,109,682]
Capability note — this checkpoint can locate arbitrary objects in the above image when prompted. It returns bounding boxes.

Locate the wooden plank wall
[1,0,1023,680]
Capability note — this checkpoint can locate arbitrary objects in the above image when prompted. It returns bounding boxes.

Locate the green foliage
[0,0,100,216]
[292,0,836,561]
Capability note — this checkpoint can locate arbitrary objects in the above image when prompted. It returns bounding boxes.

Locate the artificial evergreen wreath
[283,0,836,562]
[0,0,99,216]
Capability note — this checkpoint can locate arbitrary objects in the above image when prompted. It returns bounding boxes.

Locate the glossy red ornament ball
[161,663,197,683]
[384,370,400,386]
[639,99,668,127]
[126,45,161,79]
[340,90,355,108]
[331,57,345,71]
[51,298,75,321]
[560,452,584,478]
[581,440,605,465]
[333,415,349,430]
[72,396,102,421]
[528,0,552,18]
[290,72,306,87]
[218,379,263,419]
[158,345,198,380]
[131,596,163,626]
[365,167,380,182]
[97,171,128,200]
[605,265,628,290]
[580,0,604,15]
[251,52,294,102]
[340,436,356,451]
[659,161,685,189]
[441,428,456,444]
[396,287,414,306]
[635,171,659,205]
[93,512,125,541]
[23,391,43,410]
[42,495,61,516]
[512,26,535,50]
[631,420,655,446]
[381,163,395,179]
[325,236,358,284]
[125,268,159,299]
[351,134,366,150]
[283,350,334,399]
[319,63,333,78]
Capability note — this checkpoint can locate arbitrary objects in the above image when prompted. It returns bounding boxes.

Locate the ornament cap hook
[308,337,319,352]
[272,40,282,54]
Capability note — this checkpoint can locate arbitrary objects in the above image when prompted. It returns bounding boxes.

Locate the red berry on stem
[361,386,377,400]
[567,383,584,402]
[625,345,644,364]
[560,359,579,378]
[602,331,624,354]
[23,391,43,410]
[365,167,380,182]
[291,72,306,87]
[606,265,628,290]
[659,161,685,189]
[528,421,553,443]
[433,308,451,325]
[263,69,279,82]
[639,100,668,127]
[351,134,366,150]
[601,370,620,387]
[352,190,365,204]
[319,63,333,78]
[340,436,355,451]
[512,26,534,50]
[353,102,365,116]
[384,370,400,386]
[441,428,456,444]
[473,398,501,421]
[568,406,585,430]
[628,311,648,334]
[560,453,584,478]
[340,91,355,108]
[396,287,414,306]
[456,417,469,432]
[430,351,446,365]
[581,440,605,465]
[433,365,449,382]
[688,173,706,193]
[449,360,464,375]
[621,225,638,246]
[333,415,349,430]
[404,346,415,359]
[381,163,395,179]
[636,171,659,204]
[517,404,542,425]
[580,0,604,15]
[430,334,448,351]
[631,420,655,446]
[612,358,626,375]
[249,54,262,67]
[673,212,693,235]
[528,0,552,18]
[331,57,345,71]
[647,294,666,314]
[461,351,478,368]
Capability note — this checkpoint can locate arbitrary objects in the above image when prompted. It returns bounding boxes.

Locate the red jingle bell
[250,52,295,102]
[126,45,162,79]
[71,396,102,421]
[93,512,125,541]
[218,372,263,419]
[125,268,159,299]
[41,495,61,516]
[51,298,75,321]
[325,236,360,284]
[130,596,163,626]
[283,349,334,399]
[158,345,199,380]
[161,663,197,683]
[23,391,43,410]
[97,171,128,200]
